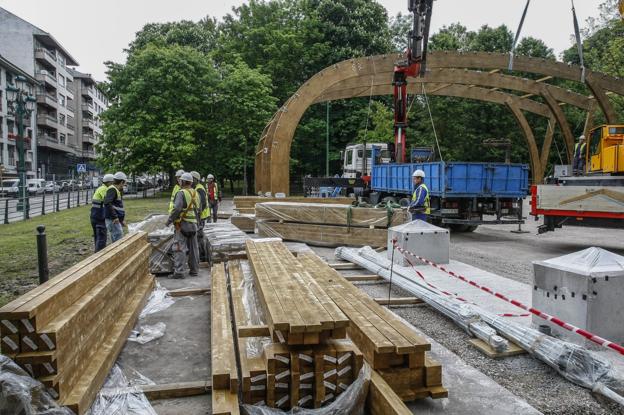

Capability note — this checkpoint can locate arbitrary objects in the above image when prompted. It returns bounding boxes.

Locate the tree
[98,45,219,177]
[357,101,393,143]
[127,19,219,55]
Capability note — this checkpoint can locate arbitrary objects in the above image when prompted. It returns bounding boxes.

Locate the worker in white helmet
[104,171,128,243]
[168,169,185,214]
[166,172,200,278]
[408,169,430,221]
[90,173,115,252]
[206,174,221,223]
[573,134,586,176]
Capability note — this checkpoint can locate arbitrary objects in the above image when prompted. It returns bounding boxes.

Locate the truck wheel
[398,198,410,207]
[463,225,478,232]
[449,224,478,232]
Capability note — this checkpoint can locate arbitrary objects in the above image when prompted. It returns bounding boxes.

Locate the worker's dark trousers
[573,157,585,175]
[91,218,107,253]
[209,201,218,223]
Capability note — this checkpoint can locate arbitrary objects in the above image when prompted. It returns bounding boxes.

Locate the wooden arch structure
[255,52,624,195]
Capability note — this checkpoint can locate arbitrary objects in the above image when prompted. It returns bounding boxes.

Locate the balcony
[34,48,57,68]
[82,149,97,160]
[82,133,97,144]
[36,93,58,108]
[35,71,57,88]
[81,102,94,113]
[82,118,95,130]
[37,114,58,129]
[67,123,75,131]
[37,134,69,152]
[66,103,75,113]
[81,87,95,98]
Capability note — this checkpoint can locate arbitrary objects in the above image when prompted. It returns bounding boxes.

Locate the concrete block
[532,247,624,344]
[387,220,450,266]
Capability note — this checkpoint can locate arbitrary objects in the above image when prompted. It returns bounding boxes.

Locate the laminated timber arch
[255,52,624,195]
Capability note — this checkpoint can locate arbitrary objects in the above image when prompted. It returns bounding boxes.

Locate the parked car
[44,181,60,193]
[27,179,45,195]
[0,179,19,197]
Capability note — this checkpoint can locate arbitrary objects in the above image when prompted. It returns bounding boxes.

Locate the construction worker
[90,173,114,252]
[573,135,587,176]
[408,169,430,222]
[206,174,221,223]
[166,172,200,278]
[168,169,185,214]
[192,171,210,261]
[104,171,127,243]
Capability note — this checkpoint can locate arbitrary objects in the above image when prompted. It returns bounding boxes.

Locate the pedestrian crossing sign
[77,164,87,173]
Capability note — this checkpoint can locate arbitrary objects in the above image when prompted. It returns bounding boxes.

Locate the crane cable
[421,83,444,163]
[361,76,375,142]
[508,0,531,71]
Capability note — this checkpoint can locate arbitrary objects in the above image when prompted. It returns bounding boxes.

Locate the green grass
[0,195,169,307]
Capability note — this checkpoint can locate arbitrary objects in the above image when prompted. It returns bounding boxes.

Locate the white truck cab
[341,143,391,178]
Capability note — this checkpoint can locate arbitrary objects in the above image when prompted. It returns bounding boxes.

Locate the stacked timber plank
[297,251,448,401]
[230,214,256,233]
[204,221,250,263]
[233,196,354,215]
[0,232,154,414]
[227,253,363,410]
[129,214,174,274]
[255,202,407,247]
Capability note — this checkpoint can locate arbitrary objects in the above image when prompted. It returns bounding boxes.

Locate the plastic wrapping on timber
[204,221,250,260]
[139,281,175,319]
[242,364,371,415]
[336,246,624,406]
[86,365,157,415]
[128,214,171,235]
[338,246,510,353]
[238,261,272,357]
[128,322,166,345]
[0,354,74,415]
[254,202,407,228]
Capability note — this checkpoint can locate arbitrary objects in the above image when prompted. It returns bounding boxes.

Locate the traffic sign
[77,164,87,173]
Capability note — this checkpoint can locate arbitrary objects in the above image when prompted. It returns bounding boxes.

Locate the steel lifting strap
[508,0,531,71]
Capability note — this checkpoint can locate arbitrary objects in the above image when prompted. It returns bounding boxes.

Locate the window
[59,133,66,145]
[57,54,65,66]
[58,74,65,87]
[59,94,66,107]
[59,114,65,126]
[608,127,624,135]
[590,127,602,156]
[8,145,15,165]
[346,150,354,165]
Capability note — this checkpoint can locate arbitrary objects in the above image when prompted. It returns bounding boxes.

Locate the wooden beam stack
[255,202,407,247]
[233,196,354,213]
[0,232,154,414]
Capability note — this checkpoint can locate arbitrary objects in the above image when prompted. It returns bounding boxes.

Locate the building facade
[0,55,38,180]
[71,70,108,178]
[0,7,81,179]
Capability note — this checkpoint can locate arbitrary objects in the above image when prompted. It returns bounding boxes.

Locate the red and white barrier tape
[390,242,529,318]
[391,241,624,356]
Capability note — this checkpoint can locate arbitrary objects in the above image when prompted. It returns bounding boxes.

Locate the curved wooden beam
[505,99,542,183]
[540,117,556,175]
[539,85,574,162]
[585,72,618,124]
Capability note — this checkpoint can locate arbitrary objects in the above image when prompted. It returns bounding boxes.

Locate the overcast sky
[0,0,605,82]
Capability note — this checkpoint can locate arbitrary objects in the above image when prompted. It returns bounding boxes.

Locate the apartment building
[0,54,38,179]
[0,7,80,179]
[71,70,108,177]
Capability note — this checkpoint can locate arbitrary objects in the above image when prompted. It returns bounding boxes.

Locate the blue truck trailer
[369,149,530,231]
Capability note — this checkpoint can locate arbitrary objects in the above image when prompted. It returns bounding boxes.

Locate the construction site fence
[0,186,164,225]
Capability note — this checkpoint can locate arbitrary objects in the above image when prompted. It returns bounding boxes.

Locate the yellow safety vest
[195,183,211,220]
[574,142,586,158]
[178,188,199,223]
[92,184,109,204]
[168,184,181,214]
[412,183,431,214]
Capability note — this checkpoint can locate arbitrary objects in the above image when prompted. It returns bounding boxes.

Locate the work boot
[189,272,199,277]
[172,273,186,279]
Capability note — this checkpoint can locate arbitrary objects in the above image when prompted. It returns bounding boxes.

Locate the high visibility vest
[112,186,124,217]
[412,183,431,215]
[195,183,210,220]
[178,188,199,223]
[92,184,108,205]
[168,184,181,214]
[574,142,586,159]
[207,181,219,201]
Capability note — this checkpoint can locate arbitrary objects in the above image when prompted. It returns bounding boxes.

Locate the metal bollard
[56,192,60,212]
[67,189,71,209]
[3,199,8,224]
[41,191,46,215]
[36,225,49,284]
[77,189,80,206]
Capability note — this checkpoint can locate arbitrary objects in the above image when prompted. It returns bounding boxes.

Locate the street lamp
[6,75,36,220]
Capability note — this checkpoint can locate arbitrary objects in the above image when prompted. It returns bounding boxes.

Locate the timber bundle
[211,239,446,414]
[255,202,408,247]
[0,232,154,414]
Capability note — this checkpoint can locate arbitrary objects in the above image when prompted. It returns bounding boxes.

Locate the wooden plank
[344,275,383,282]
[374,297,425,306]
[238,325,271,338]
[233,196,354,210]
[169,287,211,297]
[140,380,211,400]
[255,202,407,228]
[469,338,527,359]
[329,263,362,270]
[60,275,154,414]
[212,389,241,415]
[231,215,255,233]
[211,263,239,392]
[257,222,387,248]
[367,370,413,415]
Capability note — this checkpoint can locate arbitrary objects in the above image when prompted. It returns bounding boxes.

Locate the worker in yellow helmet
[168,169,185,214]
[206,174,221,223]
[191,171,210,261]
[573,135,586,176]
[166,173,200,278]
[90,173,114,252]
[408,169,430,222]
